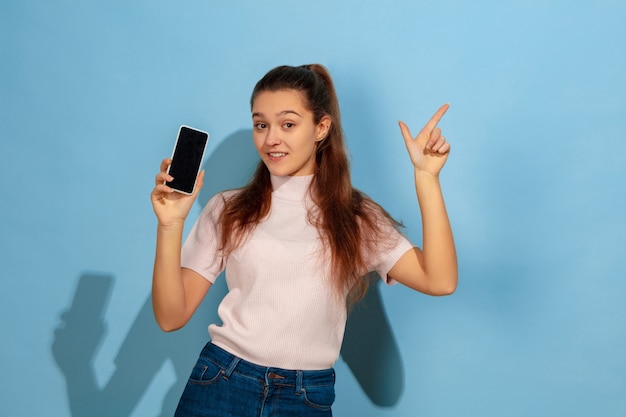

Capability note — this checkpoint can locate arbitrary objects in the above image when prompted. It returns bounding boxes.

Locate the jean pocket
[302,385,335,410]
[188,358,224,385]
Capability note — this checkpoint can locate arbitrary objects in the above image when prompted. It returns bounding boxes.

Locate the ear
[316,115,332,142]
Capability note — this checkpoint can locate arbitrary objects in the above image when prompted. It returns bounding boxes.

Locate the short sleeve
[181,192,233,283]
[365,214,414,286]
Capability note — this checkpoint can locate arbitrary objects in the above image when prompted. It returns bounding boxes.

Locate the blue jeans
[175,342,336,417]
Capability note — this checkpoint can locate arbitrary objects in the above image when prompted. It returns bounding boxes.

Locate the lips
[268,152,287,158]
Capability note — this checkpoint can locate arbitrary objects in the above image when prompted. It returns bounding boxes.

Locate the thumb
[193,170,205,196]
[398,120,414,145]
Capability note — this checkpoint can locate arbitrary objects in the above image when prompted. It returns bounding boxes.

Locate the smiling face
[251,89,331,177]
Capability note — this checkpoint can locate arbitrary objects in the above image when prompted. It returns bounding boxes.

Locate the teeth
[269,152,286,157]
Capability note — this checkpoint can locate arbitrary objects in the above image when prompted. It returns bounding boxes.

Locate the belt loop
[295,370,303,395]
[222,356,241,380]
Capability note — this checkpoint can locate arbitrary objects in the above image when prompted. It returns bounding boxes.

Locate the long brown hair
[219,64,401,303]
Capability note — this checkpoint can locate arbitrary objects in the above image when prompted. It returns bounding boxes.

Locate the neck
[270,174,314,203]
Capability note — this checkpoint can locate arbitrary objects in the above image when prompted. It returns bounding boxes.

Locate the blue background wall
[2,1,625,416]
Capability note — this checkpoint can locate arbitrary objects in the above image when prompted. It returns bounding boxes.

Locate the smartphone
[166,126,209,194]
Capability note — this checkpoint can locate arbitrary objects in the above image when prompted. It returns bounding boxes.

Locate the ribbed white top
[181,175,413,370]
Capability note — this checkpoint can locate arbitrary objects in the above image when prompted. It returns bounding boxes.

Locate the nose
[264,127,281,146]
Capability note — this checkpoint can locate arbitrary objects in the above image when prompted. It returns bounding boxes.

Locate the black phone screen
[166,126,209,194]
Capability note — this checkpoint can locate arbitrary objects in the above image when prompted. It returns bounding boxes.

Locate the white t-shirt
[182,174,413,370]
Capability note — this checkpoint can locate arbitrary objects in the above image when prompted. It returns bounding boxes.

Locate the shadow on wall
[51,129,404,416]
[342,275,405,406]
[52,272,228,417]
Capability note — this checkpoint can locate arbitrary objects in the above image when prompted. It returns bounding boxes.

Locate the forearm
[152,223,188,331]
[414,170,458,294]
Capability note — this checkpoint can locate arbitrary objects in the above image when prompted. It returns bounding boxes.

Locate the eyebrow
[252,110,303,118]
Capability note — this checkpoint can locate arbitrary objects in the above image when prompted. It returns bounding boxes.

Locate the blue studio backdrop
[1,1,625,416]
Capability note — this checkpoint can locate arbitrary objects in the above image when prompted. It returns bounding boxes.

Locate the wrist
[157,220,185,232]
[413,168,441,182]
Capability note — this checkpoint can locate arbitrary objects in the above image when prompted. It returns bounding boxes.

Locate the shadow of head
[198,128,258,206]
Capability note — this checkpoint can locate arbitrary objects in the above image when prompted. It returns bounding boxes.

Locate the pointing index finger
[421,103,450,135]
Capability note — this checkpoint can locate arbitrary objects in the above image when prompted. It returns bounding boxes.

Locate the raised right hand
[150,158,204,227]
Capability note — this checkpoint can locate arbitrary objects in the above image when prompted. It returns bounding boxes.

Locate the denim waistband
[199,342,335,391]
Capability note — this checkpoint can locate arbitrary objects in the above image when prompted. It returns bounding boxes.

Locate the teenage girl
[150,64,457,417]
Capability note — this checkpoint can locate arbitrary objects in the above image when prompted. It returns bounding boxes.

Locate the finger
[436,141,451,154]
[398,120,414,143]
[151,183,174,200]
[160,158,172,173]
[426,127,442,150]
[430,136,450,154]
[420,103,449,136]
[155,171,174,186]
[428,138,442,152]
